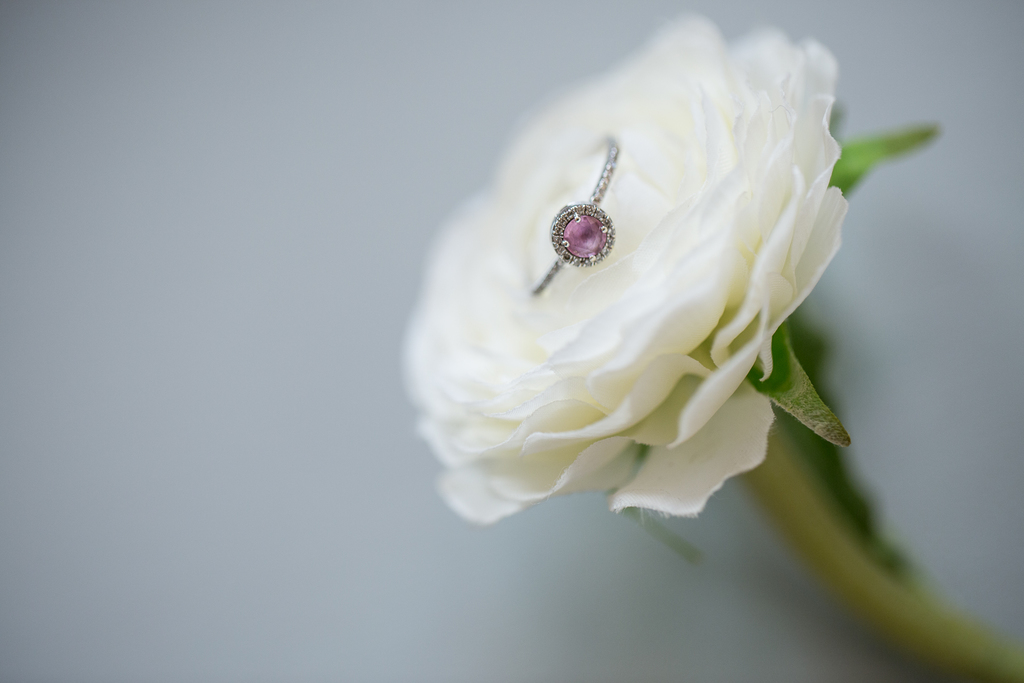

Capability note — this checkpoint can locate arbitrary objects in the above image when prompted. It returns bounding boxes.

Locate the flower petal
[439,437,638,525]
[609,382,774,516]
[438,467,530,525]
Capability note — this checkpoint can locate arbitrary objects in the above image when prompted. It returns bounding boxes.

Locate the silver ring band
[532,137,619,296]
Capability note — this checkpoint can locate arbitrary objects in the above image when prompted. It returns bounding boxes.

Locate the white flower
[404,18,846,524]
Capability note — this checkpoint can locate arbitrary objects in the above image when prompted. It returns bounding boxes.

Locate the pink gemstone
[563,215,607,258]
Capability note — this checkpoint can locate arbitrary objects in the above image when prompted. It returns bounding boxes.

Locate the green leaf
[747,323,851,447]
[621,507,702,564]
[830,124,939,195]
[776,311,913,579]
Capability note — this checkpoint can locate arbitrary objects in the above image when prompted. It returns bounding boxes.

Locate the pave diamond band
[531,137,618,296]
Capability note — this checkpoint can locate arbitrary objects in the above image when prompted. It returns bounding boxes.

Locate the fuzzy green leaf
[830,124,939,194]
[621,507,702,564]
[747,323,851,447]
[775,312,913,578]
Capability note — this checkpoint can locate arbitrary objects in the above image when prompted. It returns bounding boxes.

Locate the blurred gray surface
[1,1,1022,681]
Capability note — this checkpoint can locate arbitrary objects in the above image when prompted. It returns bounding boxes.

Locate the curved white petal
[609,382,774,516]
[438,467,530,526]
[439,437,638,525]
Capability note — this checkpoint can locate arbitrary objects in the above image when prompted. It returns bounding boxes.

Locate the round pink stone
[563,215,607,258]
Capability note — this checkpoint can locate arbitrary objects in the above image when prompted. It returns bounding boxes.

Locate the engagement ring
[531,137,618,296]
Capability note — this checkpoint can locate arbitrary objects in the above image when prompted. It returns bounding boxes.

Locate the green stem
[744,430,1024,683]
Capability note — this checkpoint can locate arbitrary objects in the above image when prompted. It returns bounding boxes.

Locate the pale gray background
[1,1,1021,681]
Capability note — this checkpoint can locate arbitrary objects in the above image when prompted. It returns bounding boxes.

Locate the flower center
[563,215,607,258]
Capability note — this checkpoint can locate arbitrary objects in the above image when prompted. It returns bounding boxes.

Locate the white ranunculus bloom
[404,18,846,524]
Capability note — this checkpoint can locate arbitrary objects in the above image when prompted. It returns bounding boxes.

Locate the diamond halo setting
[550,203,614,267]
